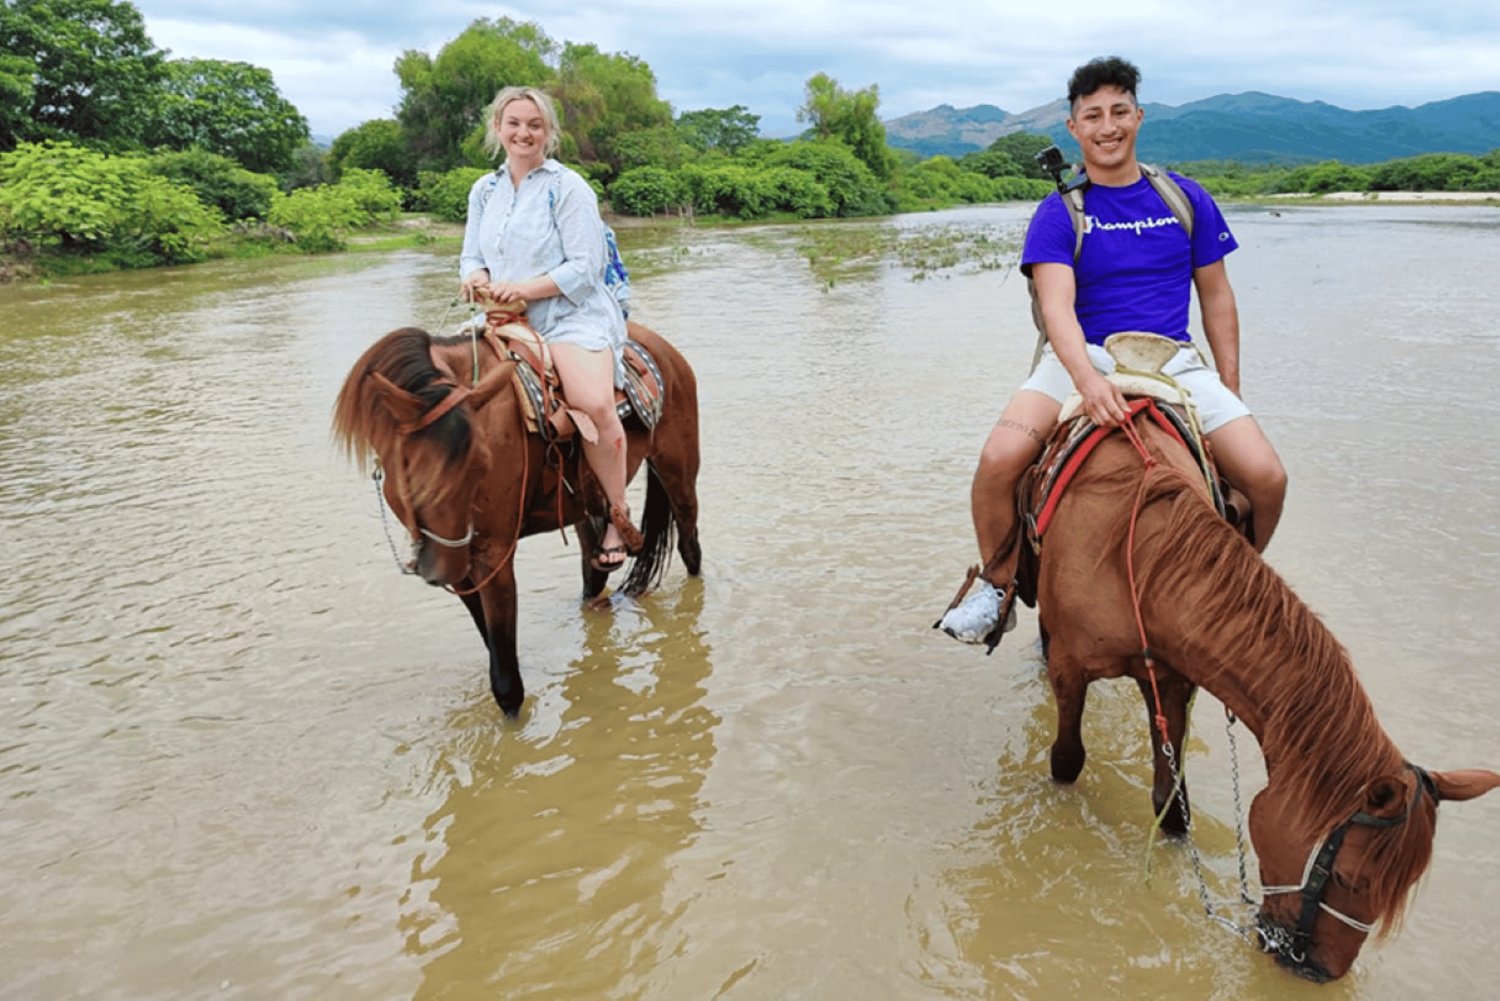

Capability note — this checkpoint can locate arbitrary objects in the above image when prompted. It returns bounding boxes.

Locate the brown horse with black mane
[1007,401,1499,982]
[332,321,701,717]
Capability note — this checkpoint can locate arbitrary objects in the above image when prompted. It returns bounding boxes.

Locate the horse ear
[1362,774,1412,820]
[468,360,516,411]
[1428,769,1500,802]
[370,372,425,423]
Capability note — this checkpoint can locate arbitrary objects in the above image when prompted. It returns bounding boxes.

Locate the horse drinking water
[990,334,1499,981]
[332,318,701,717]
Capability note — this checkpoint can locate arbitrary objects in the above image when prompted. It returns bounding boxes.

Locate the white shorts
[1020,341,1251,433]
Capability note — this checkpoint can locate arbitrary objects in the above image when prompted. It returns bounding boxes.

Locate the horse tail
[620,464,675,596]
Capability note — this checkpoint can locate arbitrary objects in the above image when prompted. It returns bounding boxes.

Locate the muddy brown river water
[2,202,1498,1000]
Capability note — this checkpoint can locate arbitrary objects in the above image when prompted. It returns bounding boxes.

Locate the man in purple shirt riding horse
[941,55,1288,644]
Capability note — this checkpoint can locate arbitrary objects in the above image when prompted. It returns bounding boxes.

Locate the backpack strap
[1139,163,1194,237]
[1062,186,1087,261]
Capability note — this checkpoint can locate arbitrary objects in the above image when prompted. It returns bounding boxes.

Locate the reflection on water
[1,204,1498,999]
[403,584,718,999]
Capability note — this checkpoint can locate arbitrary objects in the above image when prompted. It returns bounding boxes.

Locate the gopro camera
[1034,144,1088,194]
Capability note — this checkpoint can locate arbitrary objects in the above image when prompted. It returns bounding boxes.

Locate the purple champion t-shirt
[1020,172,1237,345]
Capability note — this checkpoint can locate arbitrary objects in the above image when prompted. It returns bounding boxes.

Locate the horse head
[1250,765,1500,981]
[333,327,512,587]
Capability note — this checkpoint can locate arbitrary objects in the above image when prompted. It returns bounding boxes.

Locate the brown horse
[1009,406,1499,981]
[332,321,701,717]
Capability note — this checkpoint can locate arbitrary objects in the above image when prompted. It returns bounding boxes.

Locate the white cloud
[132,0,1500,139]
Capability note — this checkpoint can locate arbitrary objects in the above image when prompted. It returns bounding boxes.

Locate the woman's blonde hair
[483,86,562,159]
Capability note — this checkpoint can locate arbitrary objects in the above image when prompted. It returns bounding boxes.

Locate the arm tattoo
[998,418,1046,445]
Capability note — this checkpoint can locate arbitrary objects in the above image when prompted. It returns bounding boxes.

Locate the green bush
[147,148,278,221]
[335,168,404,220]
[680,163,776,218]
[415,166,490,222]
[267,186,362,252]
[761,167,833,218]
[609,166,687,216]
[0,140,225,263]
[758,140,893,216]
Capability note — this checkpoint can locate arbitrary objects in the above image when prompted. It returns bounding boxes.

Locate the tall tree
[142,58,309,174]
[554,42,672,180]
[676,105,760,155]
[395,18,555,172]
[982,131,1056,180]
[796,73,896,181]
[0,0,165,148]
[328,119,413,187]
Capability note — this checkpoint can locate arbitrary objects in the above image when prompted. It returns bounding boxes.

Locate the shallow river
[2,202,1498,1000]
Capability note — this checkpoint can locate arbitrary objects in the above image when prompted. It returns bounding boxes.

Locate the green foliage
[0,0,166,147]
[146,147,278,221]
[959,149,1024,179]
[895,155,1000,210]
[281,142,333,192]
[1369,153,1486,192]
[608,166,687,216]
[329,119,414,188]
[554,42,673,182]
[759,140,893,216]
[676,105,760,154]
[679,163,774,218]
[413,166,490,221]
[796,73,897,181]
[141,58,309,173]
[981,132,1057,179]
[395,18,555,173]
[265,169,402,252]
[0,140,224,263]
[610,125,692,172]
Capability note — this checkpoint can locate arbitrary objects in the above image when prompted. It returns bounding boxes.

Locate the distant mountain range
[883,91,1500,164]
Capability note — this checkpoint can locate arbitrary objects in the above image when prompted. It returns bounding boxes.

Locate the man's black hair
[1067,56,1142,108]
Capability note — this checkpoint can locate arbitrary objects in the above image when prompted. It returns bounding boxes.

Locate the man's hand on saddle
[1078,370,1130,428]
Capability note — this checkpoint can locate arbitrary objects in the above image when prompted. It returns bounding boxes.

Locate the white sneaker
[939,582,1016,644]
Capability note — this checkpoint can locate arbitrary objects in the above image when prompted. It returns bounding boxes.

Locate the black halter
[1260,762,1440,978]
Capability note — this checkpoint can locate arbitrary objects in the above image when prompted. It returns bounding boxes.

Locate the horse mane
[1125,448,1434,934]
[331,327,482,507]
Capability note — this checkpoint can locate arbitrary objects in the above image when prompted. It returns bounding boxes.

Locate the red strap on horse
[1033,398,1186,539]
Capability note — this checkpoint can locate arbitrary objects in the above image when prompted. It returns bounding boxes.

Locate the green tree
[982,132,1056,179]
[147,147,277,220]
[0,0,166,148]
[676,105,760,155]
[554,42,673,181]
[959,149,1023,179]
[759,140,893,216]
[0,140,224,263]
[142,58,309,174]
[609,166,688,216]
[796,72,897,181]
[329,119,414,188]
[609,125,691,172]
[395,18,555,173]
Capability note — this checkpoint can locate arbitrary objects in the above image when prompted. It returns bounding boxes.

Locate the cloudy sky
[131,0,1500,140]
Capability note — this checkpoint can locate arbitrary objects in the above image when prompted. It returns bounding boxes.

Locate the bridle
[1258,762,1440,966]
[366,336,528,595]
[371,371,477,556]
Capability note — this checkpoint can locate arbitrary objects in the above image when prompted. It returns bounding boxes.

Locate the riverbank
[1264,190,1500,204]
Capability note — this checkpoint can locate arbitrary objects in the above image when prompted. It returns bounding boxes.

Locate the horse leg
[1048,660,1088,783]
[647,450,702,576]
[1136,674,1193,836]
[576,517,610,599]
[455,583,491,648]
[478,564,524,718]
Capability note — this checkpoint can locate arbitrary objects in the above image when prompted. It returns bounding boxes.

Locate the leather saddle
[484,319,665,444]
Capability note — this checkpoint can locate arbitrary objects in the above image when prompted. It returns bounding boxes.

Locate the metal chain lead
[1225,709,1256,904]
[372,463,416,575]
[1160,740,1258,941]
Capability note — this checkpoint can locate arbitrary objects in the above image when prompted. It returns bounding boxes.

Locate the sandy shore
[1272,190,1500,203]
